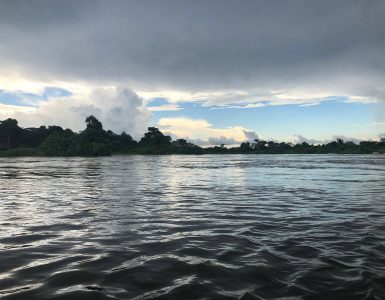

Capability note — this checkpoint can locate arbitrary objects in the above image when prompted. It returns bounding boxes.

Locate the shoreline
[1,149,384,158]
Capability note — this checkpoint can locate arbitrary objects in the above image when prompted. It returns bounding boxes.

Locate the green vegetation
[0,116,384,156]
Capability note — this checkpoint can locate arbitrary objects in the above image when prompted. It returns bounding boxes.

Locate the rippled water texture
[1,155,385,300]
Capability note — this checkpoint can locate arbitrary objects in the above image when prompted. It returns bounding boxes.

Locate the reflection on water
[0,155,385,299]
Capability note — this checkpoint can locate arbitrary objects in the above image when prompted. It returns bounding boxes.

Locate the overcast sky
[1,0,384,144]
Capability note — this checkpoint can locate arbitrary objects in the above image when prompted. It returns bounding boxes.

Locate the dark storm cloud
[1,0,385,99]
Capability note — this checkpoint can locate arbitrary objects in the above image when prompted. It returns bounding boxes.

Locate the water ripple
[0,154,385,299]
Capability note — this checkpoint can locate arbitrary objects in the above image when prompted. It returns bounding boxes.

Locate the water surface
[0,155,385,299]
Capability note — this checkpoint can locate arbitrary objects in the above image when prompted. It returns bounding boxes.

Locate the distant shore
[1,116,385,157]
[1,148,384,158]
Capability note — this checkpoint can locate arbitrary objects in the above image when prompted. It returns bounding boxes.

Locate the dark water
[0,155,385,300]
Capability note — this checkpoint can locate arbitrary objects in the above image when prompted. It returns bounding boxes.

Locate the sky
[0,0,385,145]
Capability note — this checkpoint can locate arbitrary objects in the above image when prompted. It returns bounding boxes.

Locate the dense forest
[0,116,384,156]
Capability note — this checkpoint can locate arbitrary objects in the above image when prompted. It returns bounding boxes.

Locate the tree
[240,142,251,152]
[119,132,137,149]
[176,139,187,146]
[0,118,23,148]
[255,140,267,152]
[85,115,103,131]
[80,115,107,144]
[39,132,77,156]
[139,127,171,147]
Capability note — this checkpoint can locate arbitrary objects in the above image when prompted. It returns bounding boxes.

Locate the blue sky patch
[0,87,72,107]
[146,97,170,107]
[42,87,72,99]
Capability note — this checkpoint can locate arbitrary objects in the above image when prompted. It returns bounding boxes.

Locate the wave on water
[1,155,385,299]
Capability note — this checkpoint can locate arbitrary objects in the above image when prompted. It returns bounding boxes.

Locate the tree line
[0,116,384,156]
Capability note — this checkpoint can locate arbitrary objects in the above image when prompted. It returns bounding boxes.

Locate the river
[0,155,384,299]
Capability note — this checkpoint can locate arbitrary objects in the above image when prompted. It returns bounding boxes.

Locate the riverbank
[2,116,385,157]
[1,148,384,157]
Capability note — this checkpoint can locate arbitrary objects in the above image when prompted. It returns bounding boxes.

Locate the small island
[0,116,384,157]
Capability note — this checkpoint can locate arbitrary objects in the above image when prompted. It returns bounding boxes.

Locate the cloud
[243,130,259,142]
[331,135,364,144]
[293,134,367,145]
[147,104,183,112]
[374,101,385,123]
[140,89,374,108]
[207,136,240,146]
[160,120,374,146]
[0,0,384,107]
[157,117,251,146]
[0,103,36,119]
[293,135,324,145]
[11,87,151,139]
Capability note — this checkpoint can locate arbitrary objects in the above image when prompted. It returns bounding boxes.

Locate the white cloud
[157,119,378,146]
[0,103,36,119]
[10,87,151,139]
[157,117,378,146]
[157,117,253,146]
[293,134,371,145]
[331,135,364,144]
[0,75,93,97]
[147,103,183,112]
[138,87,377,109]
[293,135,324,145]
